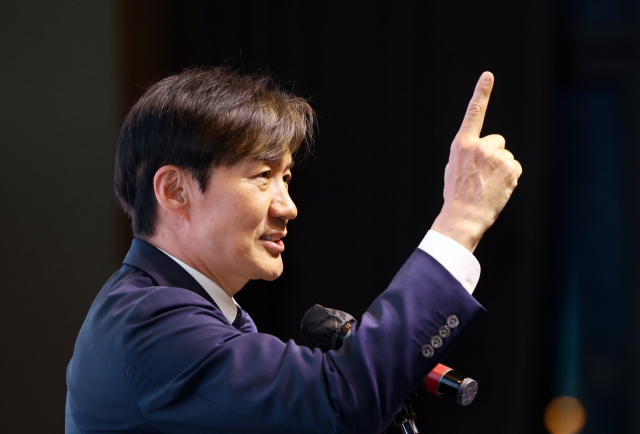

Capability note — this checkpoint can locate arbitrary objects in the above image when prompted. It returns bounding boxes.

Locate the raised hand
[431,72,522,253]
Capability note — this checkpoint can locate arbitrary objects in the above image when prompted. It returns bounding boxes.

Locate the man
[66,67,521,433]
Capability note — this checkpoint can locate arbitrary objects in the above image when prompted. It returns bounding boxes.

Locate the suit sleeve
[121,249,485,434]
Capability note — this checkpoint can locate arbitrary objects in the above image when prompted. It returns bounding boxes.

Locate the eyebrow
[254,155,296,171]
[262,158,295,170]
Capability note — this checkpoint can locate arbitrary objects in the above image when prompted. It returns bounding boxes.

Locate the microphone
[300,304,478,406]
[425,363,478,406]
[300,304,356,352]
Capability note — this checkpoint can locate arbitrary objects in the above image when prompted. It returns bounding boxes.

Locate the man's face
[187,153,297,293]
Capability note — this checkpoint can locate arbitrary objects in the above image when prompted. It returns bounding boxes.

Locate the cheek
[236,201,270,233]
[227,212,266,254]
[197,191,270,253]
[191,206,240,253]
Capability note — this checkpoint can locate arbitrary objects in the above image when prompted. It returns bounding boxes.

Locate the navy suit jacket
[66,239,485,433]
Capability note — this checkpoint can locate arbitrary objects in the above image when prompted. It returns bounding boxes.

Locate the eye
[283,173,292,185]
[259,170,271,178]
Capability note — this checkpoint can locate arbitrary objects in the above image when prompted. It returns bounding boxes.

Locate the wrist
[430,208,487,253]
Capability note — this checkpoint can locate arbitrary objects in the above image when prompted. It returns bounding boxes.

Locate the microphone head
[300,304,356,351]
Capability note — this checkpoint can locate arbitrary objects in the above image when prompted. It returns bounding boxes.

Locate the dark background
[2,1,639,432]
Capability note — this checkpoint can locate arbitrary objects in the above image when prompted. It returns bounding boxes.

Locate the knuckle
[467,103,483,115]
[484,134,506,149]
[476,140,491,155]
[454,136,473,150]
[507,161,522,178]
[477,84,490,97]
[510,158,522,170]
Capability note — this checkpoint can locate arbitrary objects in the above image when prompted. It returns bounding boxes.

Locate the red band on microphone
[425,363,452,395]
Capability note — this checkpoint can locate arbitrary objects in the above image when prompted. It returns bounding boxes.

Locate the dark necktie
[232,307,258,334]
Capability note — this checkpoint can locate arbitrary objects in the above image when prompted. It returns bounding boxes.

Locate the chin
[256,260,284,281]
[260,268,283,281]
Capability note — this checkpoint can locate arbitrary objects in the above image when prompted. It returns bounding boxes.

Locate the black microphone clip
[300,304,356,352]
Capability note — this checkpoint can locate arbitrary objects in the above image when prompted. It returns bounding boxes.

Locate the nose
[270,180,297,223]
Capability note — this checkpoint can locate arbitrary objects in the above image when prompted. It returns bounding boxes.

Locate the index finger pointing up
[458,71,494,138]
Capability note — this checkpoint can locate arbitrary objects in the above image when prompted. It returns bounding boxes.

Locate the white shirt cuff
[418,230,481,295]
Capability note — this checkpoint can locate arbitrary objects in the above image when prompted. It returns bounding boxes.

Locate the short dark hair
[114,67,314,237]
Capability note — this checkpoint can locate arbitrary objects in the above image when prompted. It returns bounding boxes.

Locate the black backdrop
[116,2,553,432]
[2,0,640,432]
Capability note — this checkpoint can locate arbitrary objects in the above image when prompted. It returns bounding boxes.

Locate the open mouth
[259,235,281,242]
[259,234,285,254]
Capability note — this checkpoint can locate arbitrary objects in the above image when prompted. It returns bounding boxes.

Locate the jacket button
[447,315,459,329]
[422,344,435,358]
[438,325,451,339]
[431,335,443,348]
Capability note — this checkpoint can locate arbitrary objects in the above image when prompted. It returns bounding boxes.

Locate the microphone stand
[338,321,425,434]
[393,391,421,434]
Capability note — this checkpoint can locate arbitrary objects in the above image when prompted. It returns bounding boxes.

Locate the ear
[153,165,195,221]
